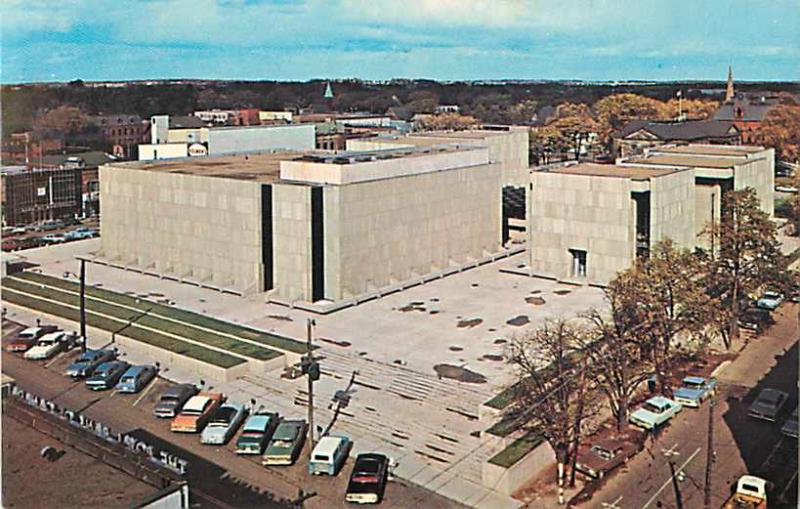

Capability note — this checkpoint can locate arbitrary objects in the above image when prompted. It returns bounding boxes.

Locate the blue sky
[2,0,798,83]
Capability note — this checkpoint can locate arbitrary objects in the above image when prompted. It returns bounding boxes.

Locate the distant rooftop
[113,151,300,182]
[544,163,680,180]
[653,144,765,157]
[626,154,747,169]
[292,143,469,165]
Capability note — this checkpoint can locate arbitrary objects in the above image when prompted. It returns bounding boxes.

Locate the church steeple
[323,82,334,99]
[725,66,735,103]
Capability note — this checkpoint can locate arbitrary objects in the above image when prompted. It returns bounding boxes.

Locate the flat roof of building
[410,128,517,140]
[654,144,765,156]
[111,151,300,182]
[627,154,745,169]
[543,163,681,180]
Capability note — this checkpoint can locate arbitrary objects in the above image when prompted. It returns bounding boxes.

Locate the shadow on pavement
[125,429,292,509]
[722,341,798,508]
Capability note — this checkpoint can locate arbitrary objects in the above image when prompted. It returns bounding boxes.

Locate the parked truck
[722,475,767,509]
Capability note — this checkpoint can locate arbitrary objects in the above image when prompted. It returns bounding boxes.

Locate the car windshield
[120,376,135,383]
[210,407,236,424]
[160,395,180,403]
[684,380,703,388]
[17,331,37,340]
[644,402,666,414]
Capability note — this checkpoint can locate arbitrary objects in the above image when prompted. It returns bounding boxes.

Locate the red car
[574,438,638,479]
[5,326,59,352]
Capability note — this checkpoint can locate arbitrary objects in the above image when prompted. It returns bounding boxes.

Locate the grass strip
[487,430,546,468]
[16,272,306,353]
[3,289,245,368]
[4,278,280,361]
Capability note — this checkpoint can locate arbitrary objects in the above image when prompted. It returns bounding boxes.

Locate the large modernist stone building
[99,140,514,302]
[528,144,775,285]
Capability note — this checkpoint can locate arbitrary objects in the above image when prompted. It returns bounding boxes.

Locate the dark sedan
[154,384,198,418]
[345,453,389,505]
[748,388,790,422]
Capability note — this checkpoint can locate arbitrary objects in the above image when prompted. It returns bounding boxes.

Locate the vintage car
[748,388,789,422]
[673,376,717,408]
[345,453,390,505]
[756,291,784,311]
[116,365,157,393]
[23,331,77,360]
[200,403,247,445]
[781,407,798,439]
[738,308,774,333]
[308,435,351,476]
[6,325,59,352]
[235,412,280,455]
[86,361,130,391]
[629,396,682,430]
[170,392,224,433]
[65,228,98,241]
[574,438,638,479]
[262,419,307,466]
[154,384,198,418]
[65,349,116,378]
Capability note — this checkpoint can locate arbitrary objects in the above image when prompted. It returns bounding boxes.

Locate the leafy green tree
[605,240,709,382]
[703,188,789,348]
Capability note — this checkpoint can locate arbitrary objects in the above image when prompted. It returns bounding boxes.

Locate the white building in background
[138,115,315,161]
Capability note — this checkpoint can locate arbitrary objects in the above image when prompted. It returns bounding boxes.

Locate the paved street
[584,304,799,509]
[1,319,467,509]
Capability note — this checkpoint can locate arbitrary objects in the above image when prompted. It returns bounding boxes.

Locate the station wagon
[309,435,351,476]
[116,365,157,393]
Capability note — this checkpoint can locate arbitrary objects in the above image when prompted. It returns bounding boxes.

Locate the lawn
[487,429,546,468]
[2,288,245,368]
[16,272,307,354]
[3,277,281,361]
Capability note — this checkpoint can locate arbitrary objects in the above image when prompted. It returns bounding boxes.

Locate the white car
[24,331,77,360]
[629,396,682,430]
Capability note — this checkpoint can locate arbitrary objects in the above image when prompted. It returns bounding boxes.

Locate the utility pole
[703,394,716,509]
[304,318,319,461]
[663,445,685,509]
[79,258,87,352]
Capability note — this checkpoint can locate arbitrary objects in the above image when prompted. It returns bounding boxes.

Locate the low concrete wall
[481,442,556,496]
[246,355,287,376]
[112,334,249,383]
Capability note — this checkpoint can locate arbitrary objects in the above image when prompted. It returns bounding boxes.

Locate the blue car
[116,365,157,393]
[673,376,717,408]
[65,349,116,378]
[86,361,129,390]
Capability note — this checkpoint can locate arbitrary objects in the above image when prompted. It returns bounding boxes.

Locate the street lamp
[64,258,88,351]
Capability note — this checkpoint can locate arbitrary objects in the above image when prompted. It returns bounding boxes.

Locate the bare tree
[506,319,592,492]
[584,310,652,431]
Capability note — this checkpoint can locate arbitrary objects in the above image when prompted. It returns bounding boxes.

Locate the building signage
[11,386,188,474]
[37,187,47,197]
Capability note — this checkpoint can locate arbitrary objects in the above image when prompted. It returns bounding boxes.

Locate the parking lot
[1,316,467,509]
